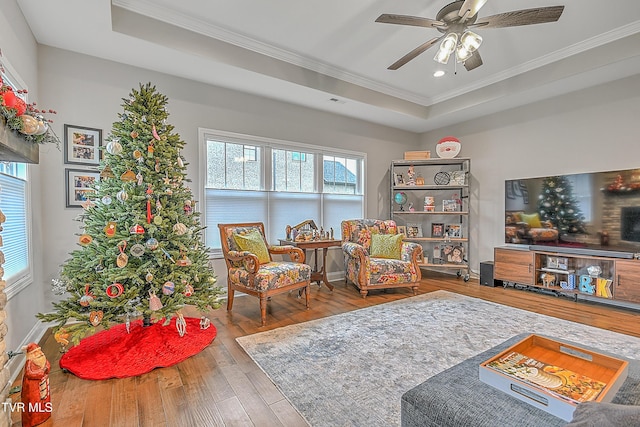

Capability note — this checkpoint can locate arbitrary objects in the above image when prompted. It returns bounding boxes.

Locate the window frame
[0,58,34,299]
[198,128,366,257]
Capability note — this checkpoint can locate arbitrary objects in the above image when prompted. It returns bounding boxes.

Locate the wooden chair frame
[218,222,311,326]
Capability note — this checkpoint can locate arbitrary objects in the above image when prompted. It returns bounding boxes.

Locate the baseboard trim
[7,320,52,384]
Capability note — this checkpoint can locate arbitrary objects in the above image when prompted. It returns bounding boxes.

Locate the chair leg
[412,286,418,296]
[259,294,268,326]
[360,289,368,298]
[227,288,235,311]
[304,283,310,309]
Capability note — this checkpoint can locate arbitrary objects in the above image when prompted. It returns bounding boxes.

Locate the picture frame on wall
[64,124,103,165]
[65,168,99,208]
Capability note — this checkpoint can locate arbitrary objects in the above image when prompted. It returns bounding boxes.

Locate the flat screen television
[504,167,640,257]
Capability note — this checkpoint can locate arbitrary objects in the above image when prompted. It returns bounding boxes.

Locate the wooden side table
[279,239,341,291]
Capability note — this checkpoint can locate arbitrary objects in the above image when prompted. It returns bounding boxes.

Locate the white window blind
[0,172,29,282]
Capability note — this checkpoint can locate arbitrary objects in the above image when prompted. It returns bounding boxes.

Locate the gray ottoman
[401,334,640,427]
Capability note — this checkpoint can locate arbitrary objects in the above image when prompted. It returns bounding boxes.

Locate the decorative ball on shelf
[434,171,451,185]
[394,192,408,211]
[435,136,461,158]
[20,114,40,135]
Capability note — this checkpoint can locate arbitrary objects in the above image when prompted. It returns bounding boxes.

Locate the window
[0,63,32,293]
[201,130,365,254]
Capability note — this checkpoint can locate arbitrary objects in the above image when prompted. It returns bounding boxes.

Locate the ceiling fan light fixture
[434,33,458,64]
[460,30,482,53]
[455,46,473,63]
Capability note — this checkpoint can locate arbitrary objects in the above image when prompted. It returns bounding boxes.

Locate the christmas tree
[537,176,587,236]
[39,83,224,344]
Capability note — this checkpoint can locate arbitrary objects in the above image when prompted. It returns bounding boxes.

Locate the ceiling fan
[376,0,564,71]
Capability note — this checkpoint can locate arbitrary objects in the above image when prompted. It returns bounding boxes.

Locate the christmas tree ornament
[162,281,175,295]
[117,241,129,268]
[121,170,137,182]
[106,140,123,155]
[81,199,96,210]
[176,253,192,267]
[184,283,194,297]
[183,200,193,215]
[104,222,117,237]
[148,142,155,156]
[117,190,128,203]
[152,124,161,140]
[149,291,163,311]
[79,234,93,245]
[136,172,143,185]
[130,130,139,139]
[51,279,69,296]
[147,199,153,223]
[155,159,160,172]
[163,173,171,185]
[177,155,184,168]
[89,310,104,326]
[154,215,163,225]
[95,263,105,273]
[130,244,145,258]
[106,283,124,298]
[173,222,188,235]
[200,316,211,330]
[145,271,154,282]
[165,188,173,196]
[54,328,70,348]
[129,224,145,234]
[100,165,115,180]
[161,248,176,263]
[79,285,94,307]
[145,238,159,250]
[125,315,131,333]
[176,313,187,337]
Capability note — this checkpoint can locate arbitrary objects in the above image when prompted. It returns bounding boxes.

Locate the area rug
[60,317,217,380]
[237,290,640,427]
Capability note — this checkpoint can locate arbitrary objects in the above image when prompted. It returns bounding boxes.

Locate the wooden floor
[11,273,640,426]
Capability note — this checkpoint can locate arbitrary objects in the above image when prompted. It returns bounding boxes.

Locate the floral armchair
[341,219,422,298]
[218,222,311,326]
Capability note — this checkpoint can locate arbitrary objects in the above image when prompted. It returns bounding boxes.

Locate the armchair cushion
[232,229,270,264]
[370,233,403,259]
[229,262,311,292]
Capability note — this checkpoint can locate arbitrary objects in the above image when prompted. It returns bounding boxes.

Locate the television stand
[494,246,640,310]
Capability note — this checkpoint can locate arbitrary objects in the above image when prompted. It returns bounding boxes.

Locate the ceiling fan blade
[458,0,488,21]
[472,6,564,29]
[388,37,442,70]
[375,14,445,29]
[463,51,483,71]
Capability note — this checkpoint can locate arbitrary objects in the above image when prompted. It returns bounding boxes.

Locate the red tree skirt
[60,317,217,380]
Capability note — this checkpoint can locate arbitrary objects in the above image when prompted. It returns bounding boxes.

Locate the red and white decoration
[435,136,461,158]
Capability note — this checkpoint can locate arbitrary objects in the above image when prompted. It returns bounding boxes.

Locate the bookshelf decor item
[431,223,444,238]
[479,334,628,422]
[445,224,462,238]
[406,223,423,238]
[443,199,458,212]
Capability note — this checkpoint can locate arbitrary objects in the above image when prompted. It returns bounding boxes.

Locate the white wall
[0,0,47,353]
[421,74,640,272]
[36,46,422,306]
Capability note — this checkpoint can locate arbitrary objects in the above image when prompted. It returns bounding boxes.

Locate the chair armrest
[402,242,423,264]
[226,250,260,274]
[268,245,306,263]
[342,241,368,260]
[541,220,555,229]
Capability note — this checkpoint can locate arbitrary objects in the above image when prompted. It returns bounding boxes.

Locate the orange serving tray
[479,334,628,422]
